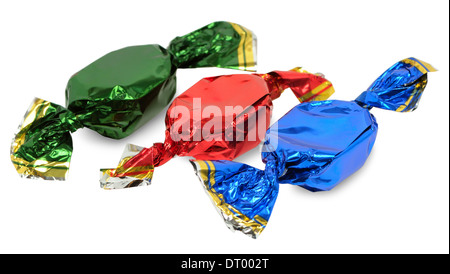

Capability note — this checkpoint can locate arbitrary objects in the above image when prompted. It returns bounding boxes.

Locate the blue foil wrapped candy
[191,58,436,238]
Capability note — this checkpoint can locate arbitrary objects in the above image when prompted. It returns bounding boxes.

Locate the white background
[0,0,448,254]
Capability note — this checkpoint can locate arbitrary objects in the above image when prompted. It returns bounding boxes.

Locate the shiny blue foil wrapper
[192,58,436,238]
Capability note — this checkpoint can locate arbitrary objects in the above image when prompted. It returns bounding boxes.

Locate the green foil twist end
[168,21,257,71]
[11,98,83,180]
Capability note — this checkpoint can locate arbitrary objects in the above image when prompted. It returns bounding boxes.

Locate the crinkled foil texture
[191,57,436,238]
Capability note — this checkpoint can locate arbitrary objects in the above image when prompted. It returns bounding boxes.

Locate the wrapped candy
[100,69,335,189]
[191,57,436,238]
[11,21,257,180]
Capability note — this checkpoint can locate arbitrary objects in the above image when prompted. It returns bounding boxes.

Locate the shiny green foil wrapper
[11,21,257,180]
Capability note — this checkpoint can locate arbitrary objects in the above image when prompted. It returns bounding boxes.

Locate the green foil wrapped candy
[11,21,257,180]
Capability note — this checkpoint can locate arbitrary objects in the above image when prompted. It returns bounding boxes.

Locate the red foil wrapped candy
[100,69,335,189]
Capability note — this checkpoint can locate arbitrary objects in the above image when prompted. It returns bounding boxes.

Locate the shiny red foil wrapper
[102,70,334,187]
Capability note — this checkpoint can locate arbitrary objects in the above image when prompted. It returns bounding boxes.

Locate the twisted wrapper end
[168,21,257,72]
[191,160,270,239]
[355,57,437,112]
[100,144,154,190]
[260,68,335,102]
[11,98,82,180]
